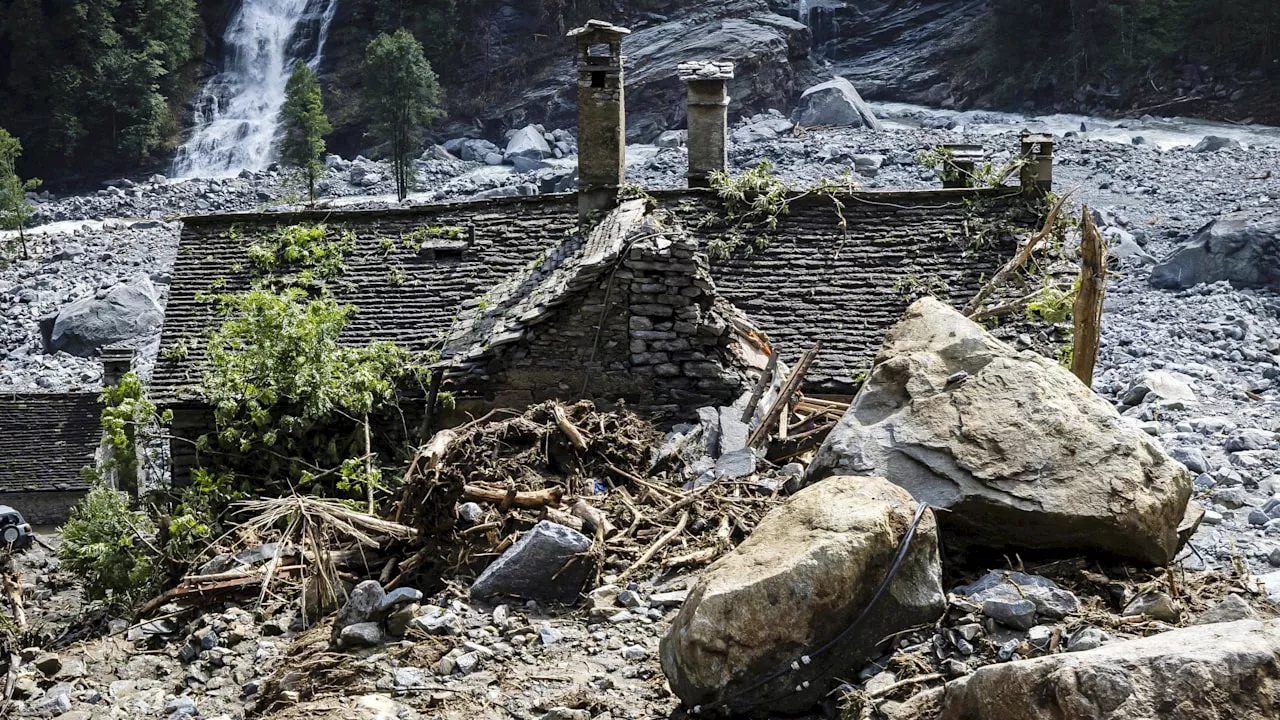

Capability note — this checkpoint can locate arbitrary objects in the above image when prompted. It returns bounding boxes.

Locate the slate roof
[152,195,580,405]
[670,187,1021,392]
[0,392,100,493]
[155,187,1020,403]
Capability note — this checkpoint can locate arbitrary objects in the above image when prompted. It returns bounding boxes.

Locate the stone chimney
[101,345,135,387]
[1020,133,1054,193]
[568,20,630,225]
[679,61,734,188]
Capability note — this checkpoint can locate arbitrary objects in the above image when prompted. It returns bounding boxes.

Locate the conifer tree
[280,61,332,205]
[361,30,444,201]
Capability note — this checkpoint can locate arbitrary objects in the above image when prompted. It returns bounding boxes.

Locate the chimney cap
[567,19,631,38]
[678,60,735,81]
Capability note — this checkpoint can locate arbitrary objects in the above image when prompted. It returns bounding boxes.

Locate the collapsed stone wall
[447,204,756,417]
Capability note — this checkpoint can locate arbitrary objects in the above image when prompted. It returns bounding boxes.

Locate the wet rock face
[808,297,1193,565]
[660,475,944,715]
[1150,207,1280,290]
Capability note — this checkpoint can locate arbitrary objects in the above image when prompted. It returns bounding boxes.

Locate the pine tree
[280,61,332,205]
[0,128,41,260]
[361,29,444,201]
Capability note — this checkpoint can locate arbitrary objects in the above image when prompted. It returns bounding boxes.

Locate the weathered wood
[748,341,822,449]
[464,484,564,509]
[1071,206,1108,387]
[553,405,589,449]
[568,498,616,536]
[740,352,779,424]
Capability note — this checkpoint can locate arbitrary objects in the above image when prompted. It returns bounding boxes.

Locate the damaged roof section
[152,195,580,405]
[443,200,769,414]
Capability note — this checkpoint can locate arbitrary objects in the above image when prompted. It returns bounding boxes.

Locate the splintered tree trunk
[1071,206,1107,387]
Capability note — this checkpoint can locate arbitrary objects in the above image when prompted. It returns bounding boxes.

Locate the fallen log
[464,484,564,509]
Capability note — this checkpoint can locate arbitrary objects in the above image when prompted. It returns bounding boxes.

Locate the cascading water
[171,0,339,178]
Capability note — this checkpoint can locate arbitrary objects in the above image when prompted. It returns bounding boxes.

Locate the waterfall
[171,0,340,179]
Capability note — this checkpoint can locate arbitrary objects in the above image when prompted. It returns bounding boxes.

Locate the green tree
[361,29,444,201]
[280,60,332,205]
[0,128,40,260]
[58,486,157,609]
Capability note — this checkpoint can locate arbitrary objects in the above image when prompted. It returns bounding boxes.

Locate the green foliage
[1026,282,1076,324]
[401,224,464,249]
[362,29,445,201]
[58,486,157,609]
[280,61,332,205]
[198,287,418,499]
[916,147,1025,189]
[246,224,353,287]
[0,0,198,170]
[0,128,40,261]
[98,372,172,486]
[704,160,857,260]
[892,271,951,301]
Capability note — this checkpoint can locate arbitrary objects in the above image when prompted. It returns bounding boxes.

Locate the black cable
[691,501,931,715]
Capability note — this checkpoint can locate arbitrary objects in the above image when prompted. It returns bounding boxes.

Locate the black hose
[691,501,931,715]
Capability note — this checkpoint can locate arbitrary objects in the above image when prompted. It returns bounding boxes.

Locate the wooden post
[1071,206,1107,387]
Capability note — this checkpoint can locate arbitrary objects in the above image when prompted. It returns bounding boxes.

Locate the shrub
[58,486,157,609]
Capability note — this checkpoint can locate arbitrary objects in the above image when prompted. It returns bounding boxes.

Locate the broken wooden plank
[740,351,779,424]
[748,341,822,449]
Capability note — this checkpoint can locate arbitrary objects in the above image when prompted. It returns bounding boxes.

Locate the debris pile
[395,398,813,596]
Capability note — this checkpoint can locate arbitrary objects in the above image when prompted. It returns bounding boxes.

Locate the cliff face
[314,0,813,154]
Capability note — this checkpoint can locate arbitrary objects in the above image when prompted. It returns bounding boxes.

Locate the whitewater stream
[170,0,338,179]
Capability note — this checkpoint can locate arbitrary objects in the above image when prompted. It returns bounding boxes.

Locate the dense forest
[981,0,1280,103]
[0,0,202,179]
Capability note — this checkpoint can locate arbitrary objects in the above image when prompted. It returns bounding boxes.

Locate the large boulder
[503,125,552,162]
[794,77,884,130]
[1149,208,1280,290]
[899,619,1280,719]
[660,476,944,714]
[39,275,163,357]
[470,521,592,604]
[807,297,1192,565]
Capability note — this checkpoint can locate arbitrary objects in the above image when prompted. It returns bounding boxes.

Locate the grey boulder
[1150,207,1280,290]
[895,620,1280,719]
[955,571,1080,620]
[40,275,163,356]
[504,125,552,162]
[807,297,1192,565]
[660,476,944,714]
[330,580,384,645]
[470,520,592,604]
[794,77,884,130]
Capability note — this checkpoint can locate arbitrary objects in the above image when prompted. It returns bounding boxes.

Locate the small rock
[454,652,480,675]
[1193,594,1257,625]
[337,622,385,649]
[982,598,1037,630]
[1122,592,1181,624]
[1066,627,1106,652]
[33,652,62,677]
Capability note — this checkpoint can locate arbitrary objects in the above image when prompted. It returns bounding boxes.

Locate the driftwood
[553,405,589,449]
[963,190,1073,317]
[748,341,822,449]
[568,499,616,537]
[464,484,564,509]
[135,565,304,618]
[740,352,779,424]
[1071,205,1108,387]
